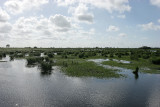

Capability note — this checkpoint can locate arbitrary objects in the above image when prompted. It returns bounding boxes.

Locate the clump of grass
[47,53,54,58]
[29,52,41,57]
[10,55,14,61]
[26,57,44,65]
[0,54,2,59]
[0,53,6,58]
[2,53,6,57]
[152,58,160,65]
[44,56,49,62]
[40,62,52,73]
[44,56,53,63]
[14,53,25,58]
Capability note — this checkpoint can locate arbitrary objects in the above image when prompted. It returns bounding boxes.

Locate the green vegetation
[40,62,52,72]
[152,58,160,65]
[0,47,160,77]
[102,57,160,74]
[55,59,122,78]
[26,57,44,65]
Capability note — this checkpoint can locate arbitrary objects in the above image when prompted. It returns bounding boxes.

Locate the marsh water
[0,56,160,107]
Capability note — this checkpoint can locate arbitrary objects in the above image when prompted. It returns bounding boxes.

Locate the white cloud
[158,19,160,23]
[117,14,126,19]
[4,0,48,14]
[150,0,160,7]
[69,4,94,24]
[139,22,160,30]
[77,14,94,23]
[0,8,10,22]
[1,14,94,43]
[49,14,71,28]
[0,22,12,33]
[107,25,119,32]
[55,0,131,13]
[118,33,127,37]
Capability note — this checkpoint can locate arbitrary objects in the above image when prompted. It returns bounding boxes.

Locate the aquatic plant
[2,53,6,57]
[40,62,52,72]
[109,53,114,58]
[47,53,54,58]
[45,56,49,62]
[0,54,2,58]
[130,54,139,60]
[10,55,14,61]
[26,57,44,65]
[152,58,160,65]
[142,54,150,59]
[15,53,25,58]
[79,53,85,58]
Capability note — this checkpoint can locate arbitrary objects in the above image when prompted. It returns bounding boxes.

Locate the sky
[0,0,160,48]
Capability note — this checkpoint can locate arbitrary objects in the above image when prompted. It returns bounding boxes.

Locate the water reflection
[134,73,139,80]
[0,58,160,107]
[40,69,52,77]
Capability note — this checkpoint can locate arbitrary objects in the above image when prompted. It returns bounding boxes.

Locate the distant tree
[139,46,151,49]
[6,44,10,48]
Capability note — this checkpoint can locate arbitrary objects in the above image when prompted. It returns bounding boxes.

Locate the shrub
[2,53,6,57]
[29,52,41,56]
[152,58,160,65]
[10,55,14,61]
[130,54,138,60]
[0,54,2,58]
[45,57,53,63]
[15,53,25,58]
[47,53,54,58]
[79,53,84,58]
[109,53,114,58]
[45,56,49,62]
[26,57,44,65]
[142,54,150,59]
[40,62,52,71]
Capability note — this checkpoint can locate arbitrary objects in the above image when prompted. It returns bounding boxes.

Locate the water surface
[0,57,160,107]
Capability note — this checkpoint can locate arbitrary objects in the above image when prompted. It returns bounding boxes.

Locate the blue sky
[0,0,160,48]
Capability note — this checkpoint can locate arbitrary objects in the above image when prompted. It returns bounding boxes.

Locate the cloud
[49,14,71,28]
[4,0,48,14]
[118,33,127,37]
[77,13,94,24]
[139,22,160,30]
[107,25,119,32]
[117,14,126,19]
[0,8,10,22]
[68,4,94,24]
[55,0,131,13]
[0,22,12,33]
[150,0,160,7]
[2,14,94,42]
[158,19,160,23]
